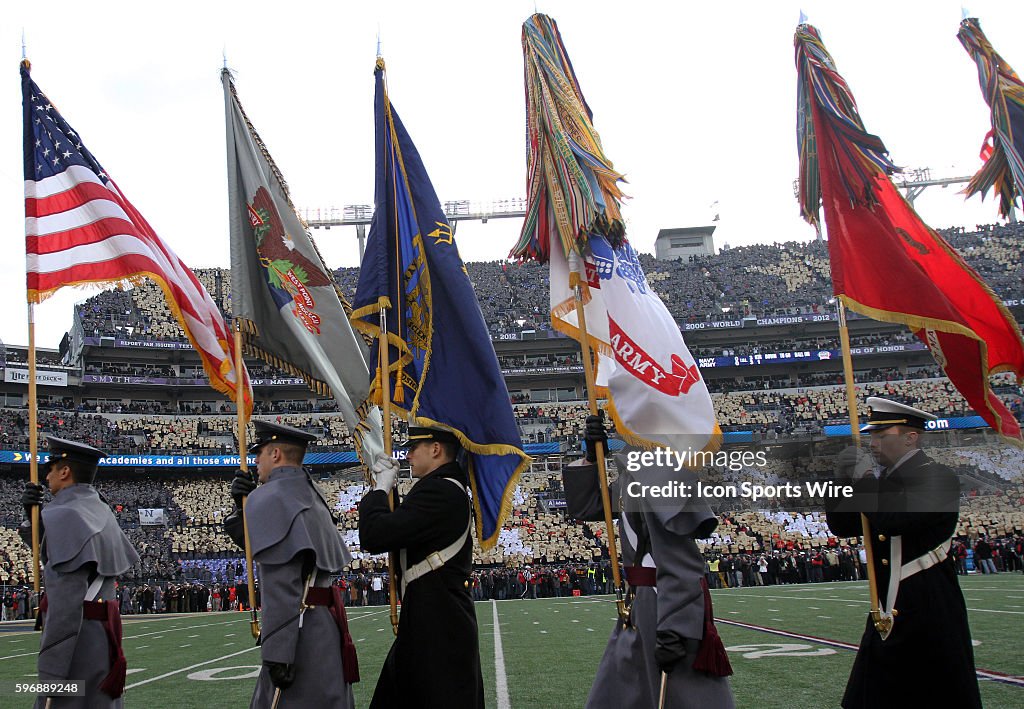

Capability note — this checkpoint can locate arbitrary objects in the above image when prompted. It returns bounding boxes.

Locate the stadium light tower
[299,199,528,261]
[791,167,1015,236]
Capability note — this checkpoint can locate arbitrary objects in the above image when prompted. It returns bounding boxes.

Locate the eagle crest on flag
[248,186,330,334]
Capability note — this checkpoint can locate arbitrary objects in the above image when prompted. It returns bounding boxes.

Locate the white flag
[550,234,720,454]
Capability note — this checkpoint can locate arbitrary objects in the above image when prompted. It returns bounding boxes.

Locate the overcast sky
[3,1,1022,349]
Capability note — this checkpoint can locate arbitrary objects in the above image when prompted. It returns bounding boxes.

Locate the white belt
[878,536,952,642]
[900,538,952,581]
[85,575,106,602]
[400,478,471,597]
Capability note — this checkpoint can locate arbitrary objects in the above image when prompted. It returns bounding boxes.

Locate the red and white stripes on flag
[22,62,251,412]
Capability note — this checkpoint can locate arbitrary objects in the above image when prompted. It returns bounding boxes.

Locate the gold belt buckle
[426,552,445,570]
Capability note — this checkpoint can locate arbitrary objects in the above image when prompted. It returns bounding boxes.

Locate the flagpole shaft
[27,304,41,601]
[378,308,400,637]
[234,325,260,640]
[571,277,628,626]
[837,301,884,629]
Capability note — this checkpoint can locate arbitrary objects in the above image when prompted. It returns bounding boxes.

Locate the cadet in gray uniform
[225,421,358,709]
[563,416,735,709]
[20,437,139,709]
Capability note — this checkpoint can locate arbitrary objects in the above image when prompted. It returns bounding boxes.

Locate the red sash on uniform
[83,600,126,698]
[692,578,733,678]
[306,586,360,684]
[624,569,733,677]
[35,593,46,631]
[37,595,126,698]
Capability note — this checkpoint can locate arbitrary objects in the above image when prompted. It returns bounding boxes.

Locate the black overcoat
[826,449,981,709]
[359,461,484,709]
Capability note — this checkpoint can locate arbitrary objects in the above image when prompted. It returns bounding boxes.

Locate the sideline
[492,600,511,709]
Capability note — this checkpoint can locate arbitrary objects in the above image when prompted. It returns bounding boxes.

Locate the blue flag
[352,60,530,549]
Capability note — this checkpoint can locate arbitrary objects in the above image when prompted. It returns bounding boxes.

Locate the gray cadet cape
[566,451,735,709]
[36,484,139,709]
[232,466,355,709]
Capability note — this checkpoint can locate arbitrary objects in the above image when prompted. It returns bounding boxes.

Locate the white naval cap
[861,397,937,432]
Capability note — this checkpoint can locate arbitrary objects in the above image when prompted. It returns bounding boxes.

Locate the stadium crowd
[1,458,1021,604]
[4,371,1022,453]
[58,224,1024,344]
[2,221,1023,616]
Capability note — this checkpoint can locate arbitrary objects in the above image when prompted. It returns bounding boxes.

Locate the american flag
[21,60,252,413]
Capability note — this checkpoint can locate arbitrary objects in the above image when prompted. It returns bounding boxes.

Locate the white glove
[834,445,875,481]
[372,455,400,492]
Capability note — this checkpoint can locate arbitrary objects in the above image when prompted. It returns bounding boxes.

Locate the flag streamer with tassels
[795,23,1024,445]
[957,16,1024,218]
[511,13,627,264]
[513,14,720,455]
[351,59,530,550]
[223,68,384,463]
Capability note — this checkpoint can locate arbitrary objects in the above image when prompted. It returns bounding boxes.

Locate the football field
[1,574,1021,707]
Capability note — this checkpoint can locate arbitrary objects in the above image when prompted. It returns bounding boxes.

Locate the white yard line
[492,600,511,709]
[722,594,867,604]
[0,650,36,661]
[124,618,243,640]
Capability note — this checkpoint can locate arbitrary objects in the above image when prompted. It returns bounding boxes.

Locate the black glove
[230,469,256,507]
[222,509,246,551]
[655,629,689,674]
[22,483,45,519]
[584,413,608,464]
[265,661,295,690]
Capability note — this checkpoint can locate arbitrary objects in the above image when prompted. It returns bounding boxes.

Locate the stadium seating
[2,221,1023,601]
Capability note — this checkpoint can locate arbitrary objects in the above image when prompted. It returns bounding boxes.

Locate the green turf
[0,574,1020,707]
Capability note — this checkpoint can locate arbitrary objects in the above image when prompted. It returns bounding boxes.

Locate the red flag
[797,25,1024,444]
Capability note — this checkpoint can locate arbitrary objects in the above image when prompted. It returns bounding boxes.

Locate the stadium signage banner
[84,374,207,386]
[823,415,988,435]
[83,337,194,350]
[682,320,745,331]
[697,342,927,369]
[682,312,848,330]
[4,368,68,387]
[0,442,561,468]
[138,508,166,525]
[82,374,305,387]
[500,365,583,375]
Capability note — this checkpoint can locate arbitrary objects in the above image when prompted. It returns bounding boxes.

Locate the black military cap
[248,420,318,453]
[861,397,936,432]
[43,436,107,469]
[401,425,461,448]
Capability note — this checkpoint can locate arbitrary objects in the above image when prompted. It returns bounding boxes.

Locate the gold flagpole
[234,322,260,639]
[378,305,401,636]
[27,303,42,608]
[836,300,888,634]
[569,255,628,626]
